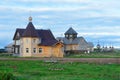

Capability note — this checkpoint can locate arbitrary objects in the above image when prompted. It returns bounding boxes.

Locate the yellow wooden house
[13,17,63,57]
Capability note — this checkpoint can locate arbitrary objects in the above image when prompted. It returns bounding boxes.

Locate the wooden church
[13,16,63,57]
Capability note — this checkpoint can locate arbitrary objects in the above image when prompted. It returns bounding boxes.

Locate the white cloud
[12,0,90,3]
[105,38,120,42]
[0,31,14,38]
[34,25,44,29]
[0,0,120,48]
[1,0,120,19]
[75,26,120,33]
[78,32,120,37]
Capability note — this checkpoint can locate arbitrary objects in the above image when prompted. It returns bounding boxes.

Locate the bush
[0,72,17,80]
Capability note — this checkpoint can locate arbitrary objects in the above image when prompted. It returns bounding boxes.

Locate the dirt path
[0,58,120,64]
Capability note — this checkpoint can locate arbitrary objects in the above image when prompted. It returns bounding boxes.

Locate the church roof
[22,22,38,37]
[37,29,58,46]
[13,17,58,46]
[57,37,87,45]
[88,42,94,47]
[65,27,77,35]
[13,28,58,46]
[57,37,94,50]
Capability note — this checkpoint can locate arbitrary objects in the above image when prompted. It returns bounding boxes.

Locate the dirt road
[0,58,120,64]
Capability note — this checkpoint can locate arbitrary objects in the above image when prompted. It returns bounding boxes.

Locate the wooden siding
[16,38,64,57]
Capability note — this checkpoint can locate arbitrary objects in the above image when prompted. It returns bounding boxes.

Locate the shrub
[0,72,17,80]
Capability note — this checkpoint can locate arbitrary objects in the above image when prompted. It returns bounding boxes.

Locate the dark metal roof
[13,27,58,46]
[57,37,87,45]
[22,22,38,37]
[13,28,25,40]
[37,29,58,46]
[57,37,94,50]
[65,27,77,35]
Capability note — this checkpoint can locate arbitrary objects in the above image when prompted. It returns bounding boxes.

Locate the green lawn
[0,60,119,80]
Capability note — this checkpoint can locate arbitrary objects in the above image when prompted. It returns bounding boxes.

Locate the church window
[39,48,42,53]
[33,39,36,43]
[70,34,73,38]
[26,48,29,53]
[33,48,36,53]
[66,34,68,37]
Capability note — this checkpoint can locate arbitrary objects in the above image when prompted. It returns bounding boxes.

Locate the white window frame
[70,34,73,38]
[26,48,29,53]
[33,48,36,53]
[33,39,36,43]
[39,48,42,53]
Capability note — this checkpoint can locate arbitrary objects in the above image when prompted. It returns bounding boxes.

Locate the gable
[13,32,20,40]
[13,29,25,40]
[53,42,64,47]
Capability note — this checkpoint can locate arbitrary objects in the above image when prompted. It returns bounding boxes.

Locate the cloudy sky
[0,0,120,48]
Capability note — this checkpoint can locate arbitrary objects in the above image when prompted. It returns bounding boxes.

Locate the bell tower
[64,27,78,40]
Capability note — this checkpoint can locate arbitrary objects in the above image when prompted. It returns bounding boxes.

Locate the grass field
[0,60,120,80]
[0,50,120,58]
[66,51,120,58]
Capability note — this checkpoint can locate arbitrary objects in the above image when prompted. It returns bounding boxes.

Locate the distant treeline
[0,49,6,53]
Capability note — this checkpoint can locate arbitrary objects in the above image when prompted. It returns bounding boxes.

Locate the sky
[0,0,120,48]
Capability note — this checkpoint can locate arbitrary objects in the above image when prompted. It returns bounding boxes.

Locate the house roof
[64,27,77,35]
[13,28,25,40]
[88,42,94,47]
[13,20,59,46]
[57,37,94,50]
[37,29,58,46]
[57,37,87,45]
[13,28,58,46]
[22,22,38,37]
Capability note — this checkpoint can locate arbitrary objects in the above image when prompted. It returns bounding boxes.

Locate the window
[26,39,28,43]
[33,48,36,53]
[16,40,20,45]
[65,34,68,38]
[33,39,36,43]
[26,48,29,53]
[70,34,73,38]
[39,48,42,53]
[39,38,41,44]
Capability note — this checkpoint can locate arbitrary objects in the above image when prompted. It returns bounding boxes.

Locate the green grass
[0,53,16,58]
[0,50,120,58]
[66,51,120,58]
[0,60,119,80]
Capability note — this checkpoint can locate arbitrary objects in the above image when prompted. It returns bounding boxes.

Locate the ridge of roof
[65,27,78,35]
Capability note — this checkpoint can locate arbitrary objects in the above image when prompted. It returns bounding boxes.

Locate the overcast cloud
[0,0,120,48]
